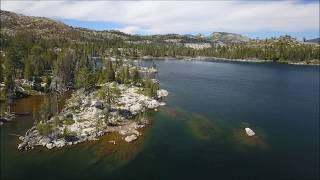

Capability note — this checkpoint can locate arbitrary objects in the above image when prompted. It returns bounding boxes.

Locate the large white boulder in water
[157,89,168,98]
[245,128,255,136]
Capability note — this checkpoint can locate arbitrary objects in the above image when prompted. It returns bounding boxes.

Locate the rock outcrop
[18,83,168,150]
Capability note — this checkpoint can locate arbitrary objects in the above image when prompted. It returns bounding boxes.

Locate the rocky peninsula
[18,82,168,150]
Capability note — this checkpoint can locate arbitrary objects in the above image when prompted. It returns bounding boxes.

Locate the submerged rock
[124,134,138,142]
[245,128,255,137]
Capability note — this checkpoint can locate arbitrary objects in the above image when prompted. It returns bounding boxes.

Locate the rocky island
[18,82,168,150]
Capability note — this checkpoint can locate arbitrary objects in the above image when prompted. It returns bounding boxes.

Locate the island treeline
[0,31,161,114]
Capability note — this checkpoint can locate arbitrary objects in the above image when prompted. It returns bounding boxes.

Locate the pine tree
[3,49,16,100]
[76,66,95,89]
[0,54,3,82]
[24,57,33,80]
[132,68,140,84]
[107,62,115,82]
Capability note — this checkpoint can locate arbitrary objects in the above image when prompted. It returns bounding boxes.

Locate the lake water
[1,59,319,179]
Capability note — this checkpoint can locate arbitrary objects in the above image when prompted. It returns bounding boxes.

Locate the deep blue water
[1,59,319,179]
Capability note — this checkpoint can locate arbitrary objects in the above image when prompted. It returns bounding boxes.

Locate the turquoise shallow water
[1,59,319,179]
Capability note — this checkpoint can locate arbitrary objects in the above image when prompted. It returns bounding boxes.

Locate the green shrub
[143,79,159,97]
[36,122,54,136]
[110,86,121,96]
[52,116,62,127]
[63,118,75,125]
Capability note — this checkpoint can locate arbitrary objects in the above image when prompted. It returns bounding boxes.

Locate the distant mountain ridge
[306,38,320,44]
[209,32,251,44]
[0,10,253,46]
[1,10,318,47]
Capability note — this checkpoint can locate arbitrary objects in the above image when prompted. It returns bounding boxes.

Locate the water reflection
[12,92,71,114]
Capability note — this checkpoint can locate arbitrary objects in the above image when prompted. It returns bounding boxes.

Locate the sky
[1,0,319,40]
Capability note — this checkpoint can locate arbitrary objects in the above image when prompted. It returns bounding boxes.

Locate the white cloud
[117,26,141,34]
[2,1,319,34]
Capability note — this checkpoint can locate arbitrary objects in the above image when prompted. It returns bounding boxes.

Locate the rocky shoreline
[140,56,320,65]
[18,82,168,150]
[0,112,15,126]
